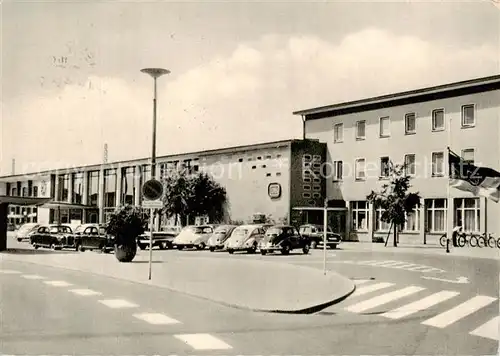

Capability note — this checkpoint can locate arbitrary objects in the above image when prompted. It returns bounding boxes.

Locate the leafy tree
[366,163,421,247]
[162,170,227,226]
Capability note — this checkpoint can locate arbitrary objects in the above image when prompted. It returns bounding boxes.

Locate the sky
[1,0,499,176]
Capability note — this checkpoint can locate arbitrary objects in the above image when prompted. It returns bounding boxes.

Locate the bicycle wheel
[439,235,447,247]
[487,237,496,248]
[457,235,467,247]
[469,235,478,247]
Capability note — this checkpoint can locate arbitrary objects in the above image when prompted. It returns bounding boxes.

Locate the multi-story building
[0,139,329,230]
[294,74,500,244]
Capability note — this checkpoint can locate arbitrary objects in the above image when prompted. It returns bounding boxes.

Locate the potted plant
[106,205,146,262]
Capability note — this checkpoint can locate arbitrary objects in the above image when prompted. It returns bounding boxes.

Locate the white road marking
[174,334,232,350]
[98,299,138,309]
[0,270,21,274]
[376,261,408,267]
[470,316,500,340]
[133,313,181,325]
[391,264,419,269]
[346,286,425,313]
[381,290,460,319]
[69,289,102,296]
[353,279,371,285]
[406,266,431,271]
[361,261,395,266]
[352,282,395,297]
[422,295,497,328]
[21,274,45,280]
[44,280,73,287]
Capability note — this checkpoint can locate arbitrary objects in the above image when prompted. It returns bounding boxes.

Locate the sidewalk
[0,249,355,314]
[340,242,500,260]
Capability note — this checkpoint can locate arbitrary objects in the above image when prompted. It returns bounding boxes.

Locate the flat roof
[0,196,51,206]
[0,138,297,180]
[293,74,500,120]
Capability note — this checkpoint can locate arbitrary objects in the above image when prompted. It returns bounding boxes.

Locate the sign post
[142,179,164,280]
[323,198,328,276]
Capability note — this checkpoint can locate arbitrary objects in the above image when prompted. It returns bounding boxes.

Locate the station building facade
[294,74,500,244]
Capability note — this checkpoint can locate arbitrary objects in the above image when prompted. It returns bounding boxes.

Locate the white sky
[1,0,499,176]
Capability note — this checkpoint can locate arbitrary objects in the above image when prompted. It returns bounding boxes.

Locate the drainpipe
[301,115,306,140]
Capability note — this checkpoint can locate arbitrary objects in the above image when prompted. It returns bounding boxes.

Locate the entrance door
[329,211,346,239]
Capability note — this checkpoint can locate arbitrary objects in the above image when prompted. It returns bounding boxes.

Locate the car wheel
[177,245,184,250]
[17,238,22,242]
[228,249,234,254]
[209,246,215,252]
[281,245,290,255]
[302,244,310,254]
[50,244,57,250]
[331,244,337,249]
[138,243,146,250]
[247,245,257,254]
[311,241,317,249]
[260,250,267,255]
[196,243,205,250]
[33,244,39,250]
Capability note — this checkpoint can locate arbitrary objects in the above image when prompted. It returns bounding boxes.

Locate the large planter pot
[114,242,137,263]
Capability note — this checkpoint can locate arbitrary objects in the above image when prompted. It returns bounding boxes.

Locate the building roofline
[293,74,500,118]
[0,138,300,180]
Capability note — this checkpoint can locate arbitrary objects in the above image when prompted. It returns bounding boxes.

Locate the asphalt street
[1,241,499,355]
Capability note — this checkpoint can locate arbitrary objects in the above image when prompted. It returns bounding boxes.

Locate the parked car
[30,224,76,250]
[172,225,214,250]
[137,225,182,250]
[259,225,311,255]
[207,225,237,252]
[225,224,266,254]
[74,224,114,253]
[298,224,342,249]
[15,223,41,242]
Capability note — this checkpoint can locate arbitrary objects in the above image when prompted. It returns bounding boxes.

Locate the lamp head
[140,68,170,78]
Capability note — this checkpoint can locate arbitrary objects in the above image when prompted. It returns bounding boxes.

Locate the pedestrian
[452,225,462,247]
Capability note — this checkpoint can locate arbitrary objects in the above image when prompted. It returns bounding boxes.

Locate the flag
[448,149,500,202]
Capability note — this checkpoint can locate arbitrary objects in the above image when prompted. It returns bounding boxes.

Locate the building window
[141,165,151,185]
[266,173,271,177]
[375,207,391,231]
[432,152,444,177]
[432,109,445,131]
[454,198,480,232]
[251,165,256,169]
[379,117,390,137]
[33,186,38,197]
[302,192,311,199]
[355,159,366,180]
[104,169,117,208]
[121,167,136,206]
[404,154,416,176]
[425,199,447,233]
[380,156,391,178]
[22,187,27,197]
[12,188,17,196]
[461,148,475,165]
[87,171,100,207]
[72,173,84,204]
[405,113,416,134]
[333,161,343,181]
[461,104,475,127]
[334,123,343,143]
[403,209,420,232]
[356,121,366,140]
[351,201,369,231]
[238,158,243,162]
[276,172,281,176]
[303,185,311,191]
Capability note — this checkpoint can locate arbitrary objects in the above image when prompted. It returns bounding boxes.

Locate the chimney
[11,159,15,175]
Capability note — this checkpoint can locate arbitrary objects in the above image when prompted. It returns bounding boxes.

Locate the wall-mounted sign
[268,183,282,199]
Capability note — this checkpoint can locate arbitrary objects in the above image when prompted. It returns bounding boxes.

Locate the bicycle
[440,232,498,248]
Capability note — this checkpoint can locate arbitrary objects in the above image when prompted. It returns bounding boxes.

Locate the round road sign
[142,179,164,200]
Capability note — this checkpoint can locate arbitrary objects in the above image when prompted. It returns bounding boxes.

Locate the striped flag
[448,149,500,202]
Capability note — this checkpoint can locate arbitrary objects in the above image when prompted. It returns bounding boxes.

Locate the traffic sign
[142,199,163,209]
[142,179,164,200]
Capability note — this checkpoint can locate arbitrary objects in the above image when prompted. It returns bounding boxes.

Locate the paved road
[1,240,498,355]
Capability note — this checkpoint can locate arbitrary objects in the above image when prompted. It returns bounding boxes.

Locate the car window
[84,227,92,234]
[266,227,282,236]
[203,227,213,234]
[60,226,72,233]
[38,227,47,233]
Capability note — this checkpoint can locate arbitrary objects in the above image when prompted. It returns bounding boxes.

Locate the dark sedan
[299,224,342,249]
[74,224,114,253]
[30,224,76,250]
[259,225,311,255]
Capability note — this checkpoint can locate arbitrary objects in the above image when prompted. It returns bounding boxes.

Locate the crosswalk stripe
[174,334,232,350]
[352,282,395,297]
[470,316,500,340]
[0,270,21,274]
[391,264,419,269]
[98,299,138,309]
[363,261,395,266]
[21,274,45,280]
[133,313,181,325]
[70,289,102,296]
[381,291,460,319]
[376,261,408,267]
[422,295,497,328]
[346,286,425,313]
[44,280,73,287]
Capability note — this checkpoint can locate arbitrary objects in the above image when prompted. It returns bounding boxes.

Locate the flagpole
[446,115,453,245]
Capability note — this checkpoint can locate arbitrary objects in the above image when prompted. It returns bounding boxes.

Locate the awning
[292,206,348,211]
[0,196,51,206]
[40,201,96,209]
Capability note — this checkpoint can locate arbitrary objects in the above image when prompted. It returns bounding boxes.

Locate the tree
[366,164,421,247]
[162,170,227,226]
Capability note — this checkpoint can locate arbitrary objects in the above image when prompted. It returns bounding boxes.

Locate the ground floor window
[425,198,447,233]
[375,206,390,231]
[403,209,420,232]
[351,201,369,231]
[454,198,480,232]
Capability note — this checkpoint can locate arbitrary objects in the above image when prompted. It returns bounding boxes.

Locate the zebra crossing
[338,279,499,341]
[330,260,446,274]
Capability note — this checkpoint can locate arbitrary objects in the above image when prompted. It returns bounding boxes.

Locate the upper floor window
[404,154,416,176]
[355,158,366,180]
[379,117,390,137]
[356,121,366,140]
[432,109,445,131]
[380,156,391,178]
[405,113,416,134]
[461,148,475,165]
[333,123,343,143]
[333,161,343,181]
[22,187,27,197]
[33,186,38,197]
[461,104,475,127]
[432,152,444,177]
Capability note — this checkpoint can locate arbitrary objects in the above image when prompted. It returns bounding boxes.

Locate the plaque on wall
[268,182,282,199]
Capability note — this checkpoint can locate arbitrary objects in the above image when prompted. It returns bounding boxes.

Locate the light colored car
[15,223,40,242]
[137,225,182,250]
[173,225,214,250]
[207,225,237,252]
[225,224,266,254]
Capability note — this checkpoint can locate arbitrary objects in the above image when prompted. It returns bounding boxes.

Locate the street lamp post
[141,67,170,280]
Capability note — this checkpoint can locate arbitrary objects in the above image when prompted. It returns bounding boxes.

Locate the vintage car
[225,224,266,254]
[207,225,237,252]
[30,224,76,250]
[15,223,41,242]
[172,225,214,250]
[259,225,311,255]
[137,225,182,250]
[298,224,342,249]
[74,224,114,253]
